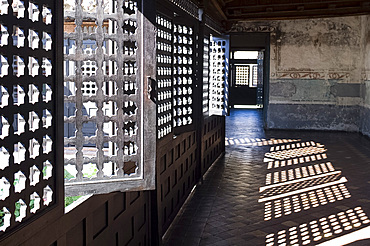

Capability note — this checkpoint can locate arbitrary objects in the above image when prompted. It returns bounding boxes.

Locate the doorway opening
[227,33,270,129]
[229,50,264,109]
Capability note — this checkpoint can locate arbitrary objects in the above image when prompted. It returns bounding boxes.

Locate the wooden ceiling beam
[209,0,228,20]
[218,0,226,6]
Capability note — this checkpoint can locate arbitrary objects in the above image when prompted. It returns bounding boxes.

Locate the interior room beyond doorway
[230,50,263,109]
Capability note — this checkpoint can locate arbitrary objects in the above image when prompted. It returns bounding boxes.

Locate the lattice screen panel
[63,0,151,196]
[0,0,57,234]
[257,51,263,106]
[156,14,172,140]
[209,36,229,116]
[252,65,258,87]
[202,36,209,115]
[173,23,194,130]
[235,65,249,86]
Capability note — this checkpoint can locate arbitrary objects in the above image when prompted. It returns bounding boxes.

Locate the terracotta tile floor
[162,109,370,246]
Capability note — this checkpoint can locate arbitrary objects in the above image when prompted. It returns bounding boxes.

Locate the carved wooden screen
[202,35,209,115]
[172,19,196,133]
[0,0,62,235]
[235,65,250,86]
[209,36,230,116]
[203,15,225,117]
[156,0,199,137]
[156,14,173,140]
[257,51,264,106]
[252,65,258,87]
[63,0,155,196]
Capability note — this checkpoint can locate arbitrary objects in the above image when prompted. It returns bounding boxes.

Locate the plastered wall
[361,16,370,137]
[231,15,370,134]
[269,16,363,131]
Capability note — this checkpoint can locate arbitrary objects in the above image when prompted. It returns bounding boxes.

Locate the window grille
[252,65,258,87]
[256,51,264,106]
[209,36,229,116]
[156,14,173,140]
[235,65,249,86]
[173,22,195,132]
[64,0,155,196]
[155,7,197,136]
[202,36,209,115]
[0,0,60,234]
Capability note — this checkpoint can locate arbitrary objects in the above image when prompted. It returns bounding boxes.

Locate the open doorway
[228,33,270,129]
[230,50,264,109]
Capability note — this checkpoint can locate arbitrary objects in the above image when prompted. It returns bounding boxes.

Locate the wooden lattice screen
[155,0,199,139]
[0,0,63,235]
[172,21,195,132]
[202,35,209,115]
[63,0,155,196]
[209,36,229,116]
[156,14,173,139]
[235,65,250,86]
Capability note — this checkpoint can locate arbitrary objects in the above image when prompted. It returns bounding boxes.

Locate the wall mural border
[229,21,353,81]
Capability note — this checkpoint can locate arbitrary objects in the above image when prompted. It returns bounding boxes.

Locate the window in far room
[233,51,258,88]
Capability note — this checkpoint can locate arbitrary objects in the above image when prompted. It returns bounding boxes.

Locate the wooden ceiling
[200,0,370,23]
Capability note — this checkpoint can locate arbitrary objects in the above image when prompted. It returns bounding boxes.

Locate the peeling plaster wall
[232,16,366,132]
[269,16,363,131]
[360,16,370,137]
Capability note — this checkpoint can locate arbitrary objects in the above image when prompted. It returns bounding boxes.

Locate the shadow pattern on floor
[162,109,370,246]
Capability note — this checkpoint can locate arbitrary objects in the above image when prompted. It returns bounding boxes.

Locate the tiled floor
[162,109,370,246]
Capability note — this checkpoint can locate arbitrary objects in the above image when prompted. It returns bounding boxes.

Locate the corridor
[163,109,370,246]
